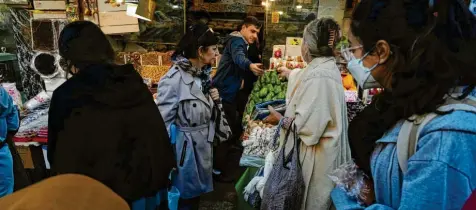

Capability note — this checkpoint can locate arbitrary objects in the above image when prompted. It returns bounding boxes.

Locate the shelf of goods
[116,51,173,85]
[239,70,289,167]
[190,2,264,13]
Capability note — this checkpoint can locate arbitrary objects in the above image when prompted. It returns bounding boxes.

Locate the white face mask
[342,46,382,89]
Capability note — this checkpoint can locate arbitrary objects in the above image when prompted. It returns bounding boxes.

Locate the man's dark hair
[239,16,262,31]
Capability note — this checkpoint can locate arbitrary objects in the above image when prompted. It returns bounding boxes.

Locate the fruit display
[242,70,288,125]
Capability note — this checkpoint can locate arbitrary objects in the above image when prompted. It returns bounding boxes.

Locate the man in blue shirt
[212,16,263,182]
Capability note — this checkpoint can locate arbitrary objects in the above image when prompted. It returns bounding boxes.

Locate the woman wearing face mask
[264,18,351,210]
[331,0,476,209]
[157,23,230,210]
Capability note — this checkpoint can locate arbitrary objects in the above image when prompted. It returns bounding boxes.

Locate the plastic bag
[327,161,369,204]
[240,155,265,168]
[252,99,286,121]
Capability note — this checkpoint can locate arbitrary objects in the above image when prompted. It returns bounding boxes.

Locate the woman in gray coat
[157,23,229,210]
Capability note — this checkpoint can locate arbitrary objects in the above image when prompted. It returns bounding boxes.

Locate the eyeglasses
[341,45,363,61]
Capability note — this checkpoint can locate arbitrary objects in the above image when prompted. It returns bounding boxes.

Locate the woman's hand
[263,105,283,125]
[277,66,291,79]
[359,178,375,206]
[210,88,220,101]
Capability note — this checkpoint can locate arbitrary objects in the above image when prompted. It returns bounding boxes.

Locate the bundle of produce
[242,70,287,125]
[242,120,277,158]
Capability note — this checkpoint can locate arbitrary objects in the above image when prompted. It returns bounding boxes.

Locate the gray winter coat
[157,64,216,199]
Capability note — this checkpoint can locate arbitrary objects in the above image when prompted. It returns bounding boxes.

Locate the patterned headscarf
[172,54,213,95]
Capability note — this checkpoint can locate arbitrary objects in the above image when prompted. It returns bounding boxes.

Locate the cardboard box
[33,0,66,10]
[101,24,139,34]
[16,146,34,169]
[32,11,67,19]
[99,11,138,26]
[98,0,126,12]
[99,11,139,34]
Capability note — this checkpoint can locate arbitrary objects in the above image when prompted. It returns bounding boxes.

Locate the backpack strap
[397,97,476,173]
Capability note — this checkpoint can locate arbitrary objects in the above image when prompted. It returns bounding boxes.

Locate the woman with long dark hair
[48,21,174,205]
[332,0,476,209]
[157,23,230,210]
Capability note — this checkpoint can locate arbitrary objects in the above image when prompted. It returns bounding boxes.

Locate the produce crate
[242,70,287,127]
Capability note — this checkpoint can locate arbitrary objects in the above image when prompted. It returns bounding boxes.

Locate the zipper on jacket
[179,141,187,167]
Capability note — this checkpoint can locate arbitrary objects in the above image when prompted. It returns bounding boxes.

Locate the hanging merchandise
[2,83,23,108]
[66,3,79,21]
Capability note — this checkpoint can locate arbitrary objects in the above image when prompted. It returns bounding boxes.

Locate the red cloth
[463,191,476,210]
[13,137,47,144]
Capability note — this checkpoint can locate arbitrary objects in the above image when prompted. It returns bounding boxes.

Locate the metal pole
[183,0,187,34]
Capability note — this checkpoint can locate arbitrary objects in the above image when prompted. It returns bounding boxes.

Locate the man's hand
[250,63,264,76]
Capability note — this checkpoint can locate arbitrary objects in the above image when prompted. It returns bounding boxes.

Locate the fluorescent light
[296,5,302,9]
[261,2,267,6]
[172,5,179,9]
[278,11,283,15]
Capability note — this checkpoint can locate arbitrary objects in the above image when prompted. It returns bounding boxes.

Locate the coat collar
[308,57,335,67]
[175,65,211,107]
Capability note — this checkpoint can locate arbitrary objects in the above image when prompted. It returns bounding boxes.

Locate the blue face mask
[346,51,382,89]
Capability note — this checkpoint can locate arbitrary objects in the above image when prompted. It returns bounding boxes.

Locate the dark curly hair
[348,0,476,177]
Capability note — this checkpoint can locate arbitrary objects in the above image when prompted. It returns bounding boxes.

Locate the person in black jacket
[47,21,175,205]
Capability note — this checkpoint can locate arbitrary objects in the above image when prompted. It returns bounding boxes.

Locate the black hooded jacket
[47,63,175,202]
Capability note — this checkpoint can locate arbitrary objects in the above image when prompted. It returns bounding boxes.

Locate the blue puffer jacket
[212,32,252,103]
[331,89,476,210]
[0,87,19,198]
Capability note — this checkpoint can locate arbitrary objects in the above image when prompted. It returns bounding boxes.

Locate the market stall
[0,0,377,200]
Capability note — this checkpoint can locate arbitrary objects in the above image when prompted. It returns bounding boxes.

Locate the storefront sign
[286,37,303,57]
[271,11,280,23]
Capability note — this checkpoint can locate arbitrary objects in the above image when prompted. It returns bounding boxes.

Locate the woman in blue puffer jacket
[0,86,20,197]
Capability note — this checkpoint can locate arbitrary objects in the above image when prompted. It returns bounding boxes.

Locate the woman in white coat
[264,18,352,210]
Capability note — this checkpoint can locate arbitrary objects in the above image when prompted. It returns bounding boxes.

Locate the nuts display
[141,52,161,66]
[140,65,169,83]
